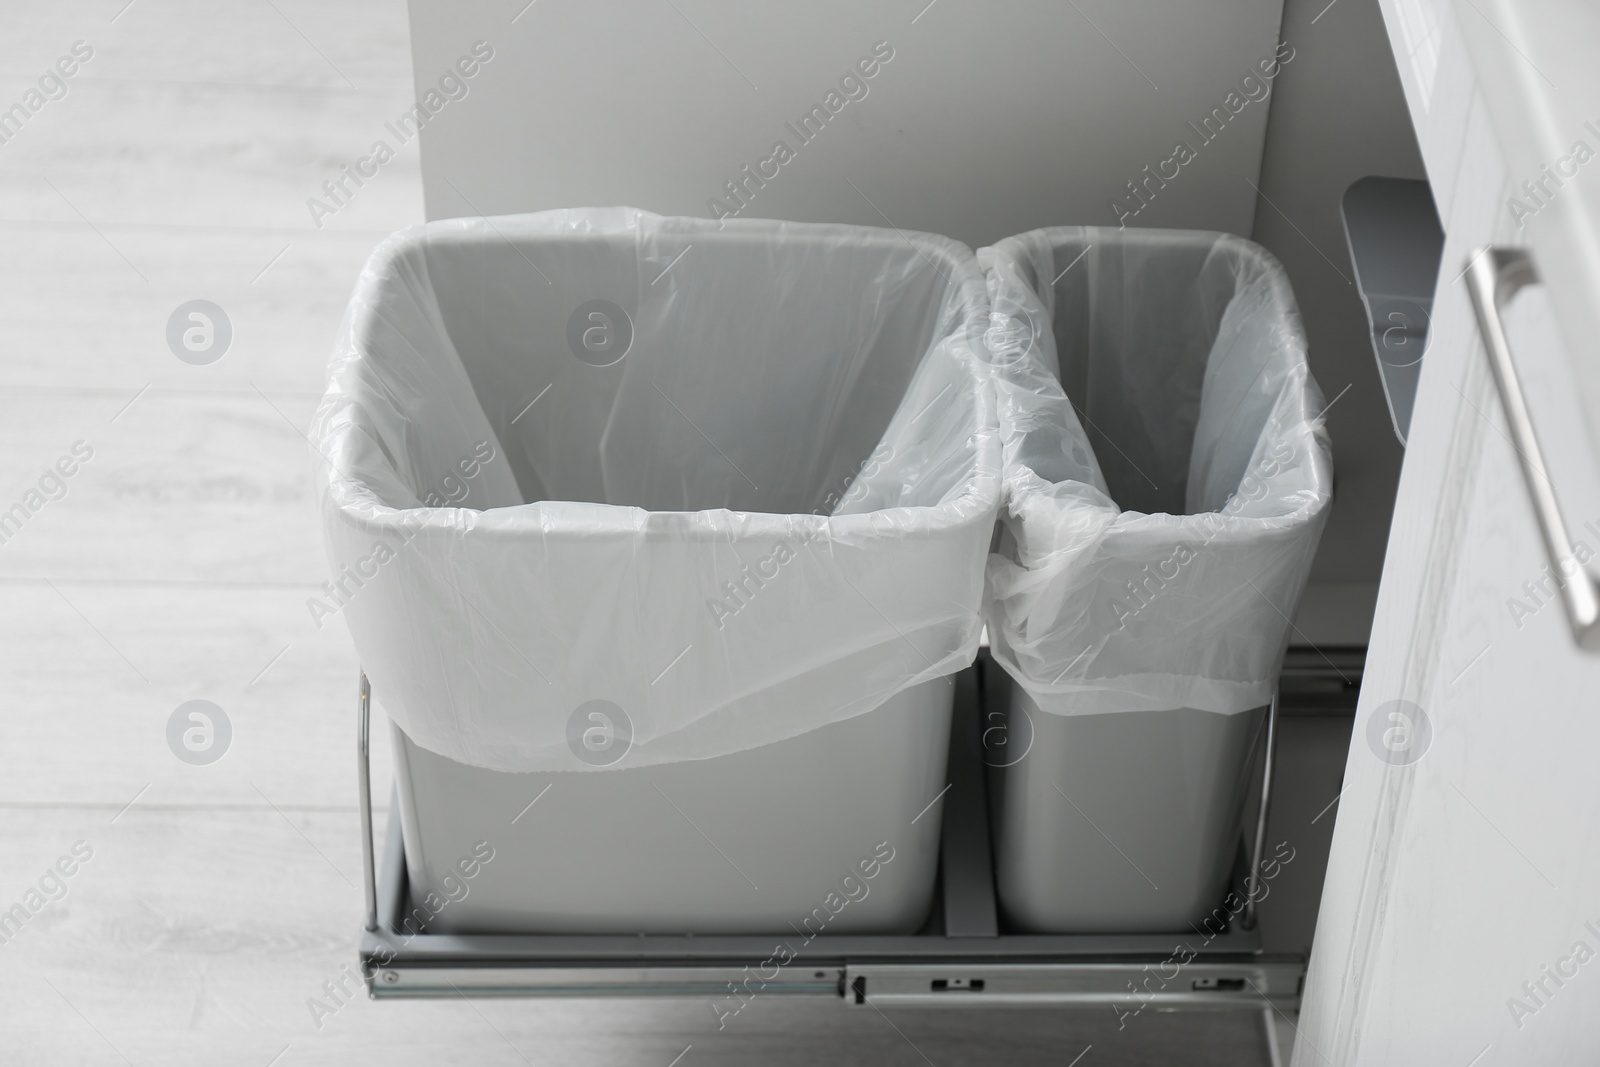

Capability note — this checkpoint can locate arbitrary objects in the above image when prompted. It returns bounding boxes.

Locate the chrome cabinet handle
[1465,247,1600,653]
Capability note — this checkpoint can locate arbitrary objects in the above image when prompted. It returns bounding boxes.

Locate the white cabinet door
[1296,43,1600,1067]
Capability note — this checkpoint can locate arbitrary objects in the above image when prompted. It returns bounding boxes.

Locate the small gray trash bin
[979,228,1333,933]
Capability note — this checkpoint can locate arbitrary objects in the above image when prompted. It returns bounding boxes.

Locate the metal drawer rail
[355,657,1335,1009]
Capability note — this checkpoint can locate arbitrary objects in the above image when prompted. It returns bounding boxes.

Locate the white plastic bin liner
[314,208,998,772]
[979,228,1332,717]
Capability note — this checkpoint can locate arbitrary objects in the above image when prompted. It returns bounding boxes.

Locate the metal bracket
[358,669,377,932]
[1243,689,1279,931]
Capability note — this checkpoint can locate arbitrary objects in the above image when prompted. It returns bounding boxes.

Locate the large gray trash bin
[314,209,998,934]
[979,228,1333,933]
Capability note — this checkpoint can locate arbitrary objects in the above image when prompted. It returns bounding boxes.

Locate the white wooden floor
[0,2,1287,1062]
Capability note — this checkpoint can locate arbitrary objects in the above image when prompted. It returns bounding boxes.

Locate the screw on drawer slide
[1192,976,1247,992]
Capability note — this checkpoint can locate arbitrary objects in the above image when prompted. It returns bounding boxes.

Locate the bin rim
[315,206,1001,543]
[980,224,1331,532]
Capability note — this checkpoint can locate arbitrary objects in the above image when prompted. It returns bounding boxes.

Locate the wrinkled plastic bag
[979,228,1333,716]
[313,208,999,771]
